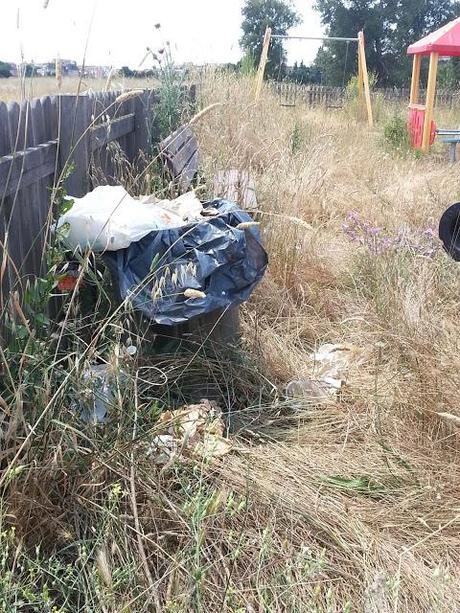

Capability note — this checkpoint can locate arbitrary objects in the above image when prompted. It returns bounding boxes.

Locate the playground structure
[408,17,460,152]
[254,27,374,127]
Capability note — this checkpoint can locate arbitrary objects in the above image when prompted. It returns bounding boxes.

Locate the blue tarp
[103,199,268,325]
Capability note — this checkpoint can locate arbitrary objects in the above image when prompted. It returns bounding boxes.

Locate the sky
[0,0,324,68]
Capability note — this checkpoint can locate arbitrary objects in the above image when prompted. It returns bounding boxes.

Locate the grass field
[1,73,460,612]
[0,76,155,101]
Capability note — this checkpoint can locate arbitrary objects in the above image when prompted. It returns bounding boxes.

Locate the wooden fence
[0,89,157,311]
[271,82,460,108]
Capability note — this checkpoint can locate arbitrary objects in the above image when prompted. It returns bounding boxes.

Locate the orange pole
[409,54,421,105]
[422,52,438,152]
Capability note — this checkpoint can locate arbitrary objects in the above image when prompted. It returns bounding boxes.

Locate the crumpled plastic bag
[73,363,126,424]
[103,198,268,325]
[58,186,203,252]
[286,343,368,403]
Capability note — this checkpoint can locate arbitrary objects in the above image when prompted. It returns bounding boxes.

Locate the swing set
[254,27,374,127]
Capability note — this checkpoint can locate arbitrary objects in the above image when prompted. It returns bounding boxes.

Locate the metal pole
[271,35,358,42]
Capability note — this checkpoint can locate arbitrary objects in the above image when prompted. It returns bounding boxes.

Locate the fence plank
[6,102,21,152]
[0,102,10,157]
[5,101,27,292]
[0,142,58,198]
[30,98,52,278]
[134,90,151,158]
[0,199,8,313]
[58,95,91,197]
[91,113,135,151]
[41,96,58,142]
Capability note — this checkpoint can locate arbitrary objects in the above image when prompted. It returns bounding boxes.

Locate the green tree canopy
[314,0,460,86]
[0,62,11,78]
[240,0,301,79]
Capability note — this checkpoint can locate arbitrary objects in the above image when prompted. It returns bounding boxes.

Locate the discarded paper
[148,399,231,464]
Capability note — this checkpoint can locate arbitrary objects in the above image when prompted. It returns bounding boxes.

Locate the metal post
[271,35,358,42]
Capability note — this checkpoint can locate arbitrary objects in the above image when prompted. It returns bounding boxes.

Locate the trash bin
[58,187,268,345]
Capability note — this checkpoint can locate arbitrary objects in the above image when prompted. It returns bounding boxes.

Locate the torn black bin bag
[102,199,268,326]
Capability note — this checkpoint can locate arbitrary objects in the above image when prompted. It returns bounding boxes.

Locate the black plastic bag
[439,201,460,261]
[103,199,268,325]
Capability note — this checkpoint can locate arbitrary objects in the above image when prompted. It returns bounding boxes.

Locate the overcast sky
[1,0,324,67]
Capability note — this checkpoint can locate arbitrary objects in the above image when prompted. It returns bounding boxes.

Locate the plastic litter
[103,198,268,325]
[147,399,231,464]
[286,343,367,402]
[285,378,340,403]
[58,186,204,252]
[74,364,125,424]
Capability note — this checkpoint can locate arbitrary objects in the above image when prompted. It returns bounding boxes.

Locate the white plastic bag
[58,186,203,252]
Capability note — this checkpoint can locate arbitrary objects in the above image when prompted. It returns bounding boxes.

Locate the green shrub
[290,120,303,154]
[383,114,410,152]
[343,72,386,123]
[240,53,256,76]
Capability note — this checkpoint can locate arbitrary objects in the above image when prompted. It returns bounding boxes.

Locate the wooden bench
[160,124,258,212]
[159,125,199,192]
[437,129,460,163]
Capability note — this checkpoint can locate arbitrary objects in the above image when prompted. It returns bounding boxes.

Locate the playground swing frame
[254,28,374,128]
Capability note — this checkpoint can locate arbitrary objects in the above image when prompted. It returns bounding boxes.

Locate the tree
[0,62,11,78]
[120,66,134,77]
[314,0,460,86]
[240,0,301,79]
[289,60,321,84]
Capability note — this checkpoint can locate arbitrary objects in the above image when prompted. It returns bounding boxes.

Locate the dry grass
[1,71,460,612]
[192,72,460,611]
[0,76,155,102]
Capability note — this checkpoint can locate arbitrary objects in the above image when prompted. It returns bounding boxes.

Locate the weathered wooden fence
[0,89,157,311]
[271,82,460,108]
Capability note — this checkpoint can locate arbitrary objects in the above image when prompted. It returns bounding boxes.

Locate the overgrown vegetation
[1,71,460,611]
[145,26,193,138]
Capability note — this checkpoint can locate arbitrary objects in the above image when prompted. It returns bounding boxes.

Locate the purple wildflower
[342,211,440,258]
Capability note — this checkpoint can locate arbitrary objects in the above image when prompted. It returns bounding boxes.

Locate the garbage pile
[58,186,267,325]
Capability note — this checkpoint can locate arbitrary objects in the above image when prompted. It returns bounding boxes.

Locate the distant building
[82,65,112,79]
[36,62,55,77]
[6,59,114,79]
[60,60,80,77]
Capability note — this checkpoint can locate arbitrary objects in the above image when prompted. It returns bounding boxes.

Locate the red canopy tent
[407,17,460,151]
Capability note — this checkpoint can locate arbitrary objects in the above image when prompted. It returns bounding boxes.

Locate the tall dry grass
[1,70,460,612]
[192,71,460,611]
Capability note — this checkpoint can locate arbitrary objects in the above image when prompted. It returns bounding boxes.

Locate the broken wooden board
[213,169,257,212]
[159,125,199,193]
